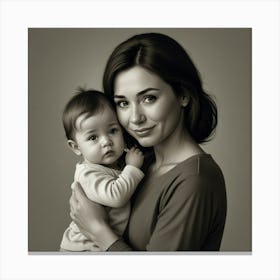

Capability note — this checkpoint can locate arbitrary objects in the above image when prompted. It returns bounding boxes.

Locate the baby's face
[74,107,125,166]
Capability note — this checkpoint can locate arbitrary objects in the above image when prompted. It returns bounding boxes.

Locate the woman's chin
[128,130,159,147]
[135,136,157,148]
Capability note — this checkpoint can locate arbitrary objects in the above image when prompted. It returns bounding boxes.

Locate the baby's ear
[67,140,82,156]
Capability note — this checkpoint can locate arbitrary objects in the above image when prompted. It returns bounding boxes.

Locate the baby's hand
[125,147,144,169]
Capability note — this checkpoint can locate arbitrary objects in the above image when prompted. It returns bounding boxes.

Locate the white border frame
[1,0,279,279]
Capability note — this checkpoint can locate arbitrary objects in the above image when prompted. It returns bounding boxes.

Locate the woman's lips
[133,126,155,137]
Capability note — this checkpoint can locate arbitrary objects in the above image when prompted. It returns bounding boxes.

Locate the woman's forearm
[89,221,120,251]
[70,182,120,251]
[107,238,133,251]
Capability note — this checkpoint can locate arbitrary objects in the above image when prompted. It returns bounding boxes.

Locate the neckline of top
[147,153,212,179]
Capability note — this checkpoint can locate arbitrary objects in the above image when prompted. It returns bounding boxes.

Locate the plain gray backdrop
[28,28,251,252]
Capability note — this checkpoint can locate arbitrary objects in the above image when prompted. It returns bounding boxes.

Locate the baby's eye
[116,100,129,108]
[143,95,157,103]
[88,135,98,141]
[109,127,119,134]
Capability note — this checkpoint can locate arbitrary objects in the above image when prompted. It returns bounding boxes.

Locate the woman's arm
[70,178,210,251]
[109,175,212,251]
[70,175,225,251]
[146,178,211,250]
[111,174,225,251]
[70,182,120,250]
[144,175,226,251]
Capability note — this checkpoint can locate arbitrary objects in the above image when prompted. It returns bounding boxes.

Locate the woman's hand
[69,182,119,250]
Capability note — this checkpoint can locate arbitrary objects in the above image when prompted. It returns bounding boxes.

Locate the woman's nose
[130,105,145,124]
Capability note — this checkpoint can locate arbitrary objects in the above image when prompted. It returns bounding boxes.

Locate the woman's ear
[180,95,189,107]
[67,140,82,156]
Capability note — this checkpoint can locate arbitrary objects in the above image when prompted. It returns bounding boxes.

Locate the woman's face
[113,66,185,147]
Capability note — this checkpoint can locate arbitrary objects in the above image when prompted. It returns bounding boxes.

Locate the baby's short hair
[62,87,115,140]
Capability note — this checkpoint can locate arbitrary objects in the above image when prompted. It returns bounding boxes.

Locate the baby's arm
[79,148,144,208]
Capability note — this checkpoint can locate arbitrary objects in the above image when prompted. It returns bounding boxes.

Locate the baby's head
[62,88,125,166]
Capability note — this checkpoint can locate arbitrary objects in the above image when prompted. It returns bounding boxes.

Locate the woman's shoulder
[176,153,223,177]
[140,153,225,197]
[161,154,225,194]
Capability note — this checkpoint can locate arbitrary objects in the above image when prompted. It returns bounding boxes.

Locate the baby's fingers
[135,148,143,155]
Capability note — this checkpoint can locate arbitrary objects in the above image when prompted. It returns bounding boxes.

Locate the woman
[69,33,227,251]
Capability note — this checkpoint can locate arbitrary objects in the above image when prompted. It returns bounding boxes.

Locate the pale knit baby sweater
[60,162,144,251]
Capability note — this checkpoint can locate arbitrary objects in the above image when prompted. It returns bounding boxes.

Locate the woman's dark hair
[103,32,217,144]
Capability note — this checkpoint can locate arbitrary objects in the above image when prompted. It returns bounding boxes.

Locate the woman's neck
[153,123,205,167]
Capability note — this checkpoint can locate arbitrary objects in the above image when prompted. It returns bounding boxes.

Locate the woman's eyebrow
[114,87,160,99]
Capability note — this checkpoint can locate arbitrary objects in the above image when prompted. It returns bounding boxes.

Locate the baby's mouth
[104,150,115,157]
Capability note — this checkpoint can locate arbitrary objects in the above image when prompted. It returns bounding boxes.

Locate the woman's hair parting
[103,32,217,143]
[62,87,115,140]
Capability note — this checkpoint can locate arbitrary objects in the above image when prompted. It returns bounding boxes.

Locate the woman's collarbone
[148,162,181,177]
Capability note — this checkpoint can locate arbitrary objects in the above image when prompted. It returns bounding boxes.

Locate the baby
[60,88,144,251]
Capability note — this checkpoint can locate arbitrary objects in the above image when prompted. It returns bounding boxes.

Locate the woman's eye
[143,95,157,103]
[88,135,97,141]
[109,127,119,134]
[116,100,129,108]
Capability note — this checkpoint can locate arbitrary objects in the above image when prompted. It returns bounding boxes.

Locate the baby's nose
[101,135,112,147]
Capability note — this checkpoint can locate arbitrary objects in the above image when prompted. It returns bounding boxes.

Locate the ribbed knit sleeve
[76,164,144,208]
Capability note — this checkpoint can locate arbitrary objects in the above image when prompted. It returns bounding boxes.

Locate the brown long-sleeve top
[108,154,227,251]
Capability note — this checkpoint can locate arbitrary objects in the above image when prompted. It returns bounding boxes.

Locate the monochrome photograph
[28,28,252,253]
